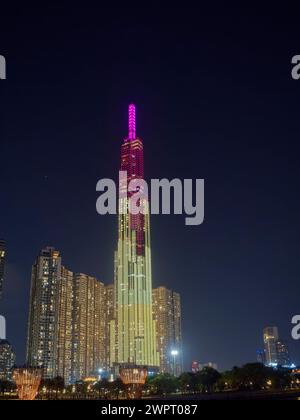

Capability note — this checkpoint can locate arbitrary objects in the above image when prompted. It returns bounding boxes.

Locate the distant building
[263,326,279,366]
[263,327,292,367]
[192,361,218,372]
[191,361,199,373]
[152,287,183,376]
[0,339,15,381]
[0,240,6,301]
[256,349,266,365]
[276,340,291,367]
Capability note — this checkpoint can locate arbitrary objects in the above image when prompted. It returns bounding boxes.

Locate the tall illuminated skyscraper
[0,240,6,301]
[111,104,159,367]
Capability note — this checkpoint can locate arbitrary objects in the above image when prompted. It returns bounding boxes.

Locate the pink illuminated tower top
[128,103,136,140]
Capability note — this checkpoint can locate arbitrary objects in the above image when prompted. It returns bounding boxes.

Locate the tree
[52,376,65,399]
[0,380,15,396]
[237,363,270,390]
[179,372,197,394]
[93,379,109,399]
[152,374,179,396]
[196,367,221,393]
[107,378,125,399]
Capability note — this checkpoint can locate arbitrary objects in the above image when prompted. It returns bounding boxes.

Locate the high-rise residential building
[27,247,62,378]
[0,339,15,381]
[27,247,108,384]
[110,104,159,367]
[0,240,6,301]
[104,284,115,369]
[152,287,183,376]
[276,340,291,367]
[27,247,73,381]
[72,273,106,382]
[56,266,73,384]
[263,327,279,366]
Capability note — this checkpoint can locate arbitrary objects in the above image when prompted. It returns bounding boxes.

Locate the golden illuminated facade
[152,287,183,376]
[72,273,106,381]
[105,284,115,368]
[110,105,159,367]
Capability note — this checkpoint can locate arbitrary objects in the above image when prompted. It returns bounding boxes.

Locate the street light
[98,368,103,381]
[171,350,179,376]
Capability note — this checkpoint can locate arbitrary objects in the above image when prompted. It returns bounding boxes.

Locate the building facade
[276,340,291,367]
[72,273,106,382]
[56,266,73,384]
[263,326,291,367]
[0,339,15,381]
[27,247,64,378]
[104,284,115,369]
[0,240,6,301]
[110,104,159,367]
[263,326,279,366]
[27,248,109,384]
[152,287,183,376]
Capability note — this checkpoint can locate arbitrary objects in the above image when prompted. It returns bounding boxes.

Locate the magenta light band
[128,103,136,140]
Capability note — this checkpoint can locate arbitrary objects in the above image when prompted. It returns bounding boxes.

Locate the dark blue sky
[1,4,300,371]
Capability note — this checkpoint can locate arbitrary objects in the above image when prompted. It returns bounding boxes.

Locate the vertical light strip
[128,104,136,140]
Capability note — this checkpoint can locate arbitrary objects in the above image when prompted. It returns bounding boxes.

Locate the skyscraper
[263,326,279,366]
[110,104,159,367]
[152,287,183,375]
[27,247,62,378]
[276,340,291,367]
[72,273,106,382]
[56,266,73,384]
[27,247,73,380]
[0,240,6,301]
[27,247,108,384]
[0,339,15,381]
[263,327,292,367]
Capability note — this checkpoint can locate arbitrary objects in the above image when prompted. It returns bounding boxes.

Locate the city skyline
[1,5,300,373]
[21,104,183,383]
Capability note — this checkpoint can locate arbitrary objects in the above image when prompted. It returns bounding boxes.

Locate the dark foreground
[148,389,300,400]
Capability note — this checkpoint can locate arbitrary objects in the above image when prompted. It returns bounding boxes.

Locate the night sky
[1,4,300,371]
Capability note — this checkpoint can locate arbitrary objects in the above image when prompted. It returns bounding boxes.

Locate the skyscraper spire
[128,103,136,140]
